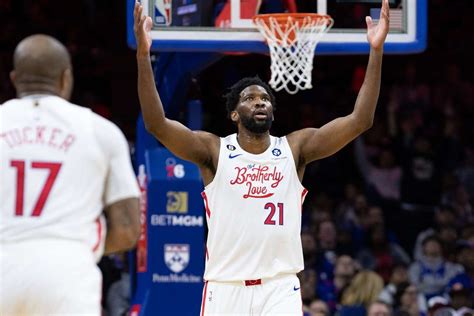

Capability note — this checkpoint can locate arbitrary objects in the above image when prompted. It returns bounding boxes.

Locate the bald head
[11,34,73,99]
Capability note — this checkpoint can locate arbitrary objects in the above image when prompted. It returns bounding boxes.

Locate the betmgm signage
[151,191,204,227]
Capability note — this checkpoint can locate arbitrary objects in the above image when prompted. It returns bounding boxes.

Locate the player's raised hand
[366,0,390,51]
[134,1,152,56]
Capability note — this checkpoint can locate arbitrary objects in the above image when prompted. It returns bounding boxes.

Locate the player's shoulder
[192,130,220,148]
[89,110,124,137]
[54,97,92,115]
[221,133,236,142]
[286,128,318,145]
[218,133,237,149]
[1,98,26,110]
[89,111,130,155]
[48,97,125,141]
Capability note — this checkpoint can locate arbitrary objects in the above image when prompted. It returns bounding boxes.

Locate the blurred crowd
[195,2,474,316]
[1,0,473,316]
[0,0,139,141]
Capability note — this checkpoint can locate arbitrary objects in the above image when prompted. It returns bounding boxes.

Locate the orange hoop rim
[252,13,333,26]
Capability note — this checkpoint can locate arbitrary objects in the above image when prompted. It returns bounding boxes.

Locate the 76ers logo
[165,158,185,179]
[154,0,172,26]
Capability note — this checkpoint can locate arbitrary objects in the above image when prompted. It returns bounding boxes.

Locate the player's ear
[9,71,17,88]
[230,110,239,123]
[60,68,74,100]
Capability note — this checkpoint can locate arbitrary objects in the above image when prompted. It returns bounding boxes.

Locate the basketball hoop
[253,13,334,94]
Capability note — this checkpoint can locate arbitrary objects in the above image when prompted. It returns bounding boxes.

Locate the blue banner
[131,147,204,316]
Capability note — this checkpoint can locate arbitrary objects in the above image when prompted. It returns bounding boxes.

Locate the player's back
[1,95,112,248]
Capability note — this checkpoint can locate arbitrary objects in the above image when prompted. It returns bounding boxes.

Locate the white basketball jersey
[0,95,139,258]
[202,134,308,281]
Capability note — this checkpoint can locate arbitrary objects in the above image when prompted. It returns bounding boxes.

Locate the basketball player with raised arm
[134,0,390,314]
[0,35,140,315]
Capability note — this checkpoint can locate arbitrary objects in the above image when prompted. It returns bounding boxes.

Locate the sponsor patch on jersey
[164,244,190,273]
[272,148,281,156]
[226,144,236,151]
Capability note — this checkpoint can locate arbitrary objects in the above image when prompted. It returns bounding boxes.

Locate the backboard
[127,0,426,54]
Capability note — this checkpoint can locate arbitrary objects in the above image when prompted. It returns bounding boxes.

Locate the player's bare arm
[288,0,390,171]
[134,2,219,170]
[104,197,140,254]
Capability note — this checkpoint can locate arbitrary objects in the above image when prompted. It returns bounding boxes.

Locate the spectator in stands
[336,227,358,257]
[335,191,371,252]
[357,224,411,282]
[106,253,131,316]
[438,116,464,173]
[368,301,393,316]
[380,264,428,314]
[448,246,474,307]
[428,296,474,316]
[315,220,338,282]
[409,236,464,300]
[380,263,410,305]
[334,183,362,231]
[388,107,416,157]
[339,270,384,316]
[451,185,474,225]
[360,206,386,233]
[438,225,459,262]
[455,147,474,198]
[426,296,452,316]
[390,63,430,109]
[413,205,457,260]
[358,205,398,246]
[392,282,425,316]
[302,230,318,269]
[461,226,474,246]
[317,254,358,313]
[354,136,401,202]
[448,284,473,310]
[400,134,442,207]
[308,299,330,316]
[300,269,318,306]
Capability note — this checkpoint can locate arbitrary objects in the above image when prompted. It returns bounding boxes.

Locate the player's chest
[221,158,291,199]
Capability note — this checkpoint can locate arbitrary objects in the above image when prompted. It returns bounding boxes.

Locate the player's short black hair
[224,76,276,118]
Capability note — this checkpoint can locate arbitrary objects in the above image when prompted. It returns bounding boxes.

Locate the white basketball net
[254,15,334,94]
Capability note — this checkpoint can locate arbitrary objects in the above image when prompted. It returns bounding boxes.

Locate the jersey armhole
[282,136,306,193]
[203,136,225,192]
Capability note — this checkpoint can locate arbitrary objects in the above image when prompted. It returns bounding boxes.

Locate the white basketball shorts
[200,273,302,316]
[0,239,102,316]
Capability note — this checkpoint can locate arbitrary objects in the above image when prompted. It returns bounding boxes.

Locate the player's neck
[236,131,271,155]
[16,82,61,98]
[17,87,60,98]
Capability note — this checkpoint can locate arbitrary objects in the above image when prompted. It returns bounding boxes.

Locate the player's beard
[240,114,272,134]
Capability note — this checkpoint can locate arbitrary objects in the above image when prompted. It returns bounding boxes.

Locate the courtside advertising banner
[131,148,204,316]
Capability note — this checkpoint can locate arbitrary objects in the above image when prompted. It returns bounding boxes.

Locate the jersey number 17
[10,160,62,217]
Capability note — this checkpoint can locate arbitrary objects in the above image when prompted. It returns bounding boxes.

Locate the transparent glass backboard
[127,0,426,54]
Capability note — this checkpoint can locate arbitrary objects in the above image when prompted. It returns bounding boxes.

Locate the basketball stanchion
[253,13,334,94]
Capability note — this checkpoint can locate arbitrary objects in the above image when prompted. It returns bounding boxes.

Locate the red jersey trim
[92,217,102,252]
[201,192,211,218]
[200,281,209,316]
[301,188,308,211]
